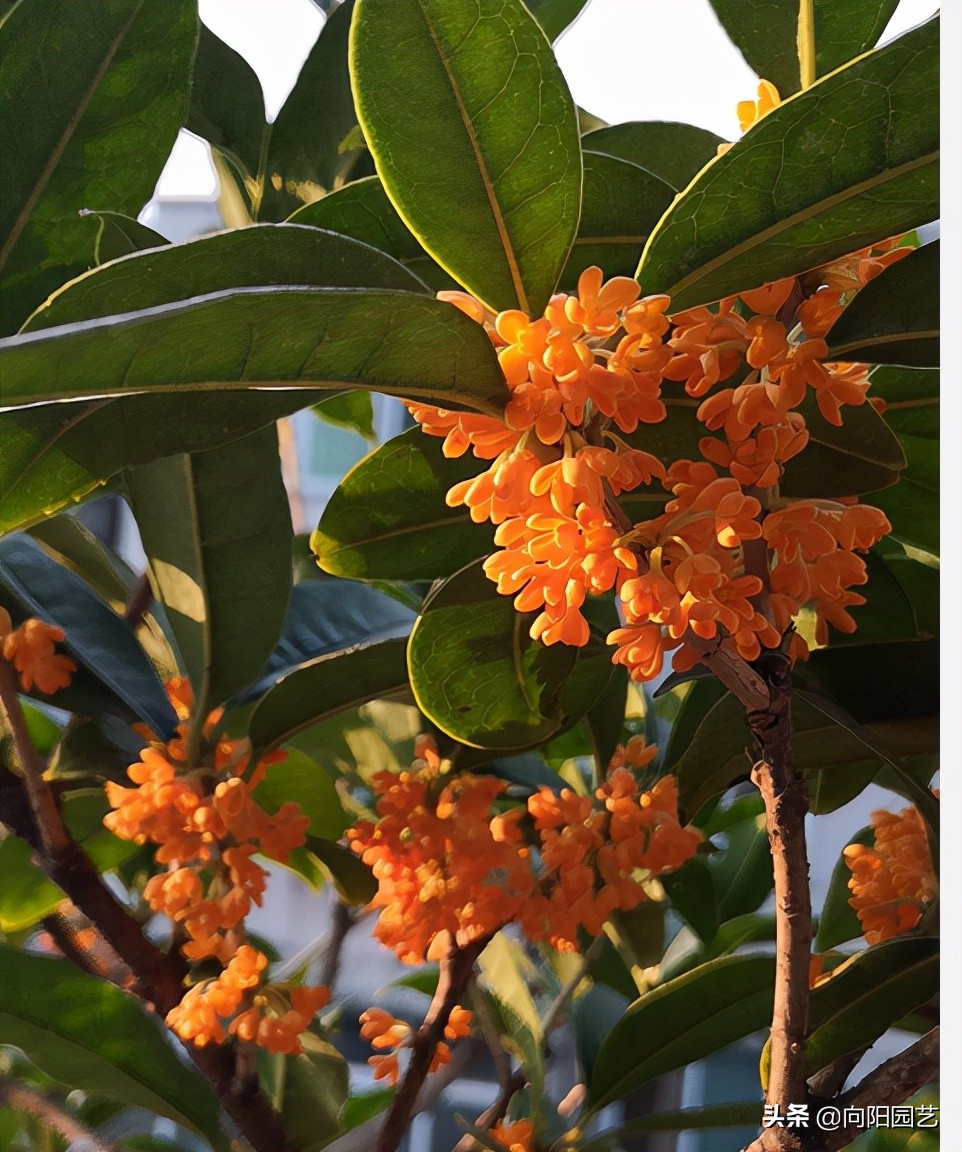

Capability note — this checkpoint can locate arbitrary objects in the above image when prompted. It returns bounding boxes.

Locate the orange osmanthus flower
[1,615,76,695]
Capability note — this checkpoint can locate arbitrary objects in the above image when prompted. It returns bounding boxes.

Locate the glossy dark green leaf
[559,152,676,287]
[270,1034,349,1152]
[870,367,938,440]
[0,0,196,332]
[407,560,578,750]
[288,176,454,290]
[306,836,377,904]
[707,1,900,97]
[48,715,146,785]
[826,242,939,367]
[807,938,938,1072]
[125,426,292,723]
[0,947,227,1149]
[313,428,492,581]
[661,857,719,944]
[257,0,363,220]
[709,802,773,921]
[59,787,142,873]
[588,954,774,1109]
[581,122,727,191]
[187,23,266,190]
[81,211,168,266]
[253,749,349,841]
[0,288,510,414]
[578,1104,764,1152]
[0,389,324,536]
[816,826,872,950]
[351,0,582,313]
[21,700,62,756]
[248,637,409,758]
[780,392,905,497]
[870,434,938,555]
[638,19,939,309]
[585,661,630,779]
[0,534,176,736]
[24,223,426,332]
[524,0,590,41]
[0,835,65,932]
[478,933,545,1102]
[313,392,376,441]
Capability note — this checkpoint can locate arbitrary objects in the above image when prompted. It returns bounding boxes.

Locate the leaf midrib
[0,2,146,274]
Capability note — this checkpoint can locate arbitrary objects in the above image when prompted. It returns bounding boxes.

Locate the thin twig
[320,900,358,989]
[123,572,153,627]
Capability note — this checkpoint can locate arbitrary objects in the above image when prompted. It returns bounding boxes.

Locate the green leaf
[0,836,65,932]
[0,288,509,414]
[305,837,377,904]
[710,803,773,920]
[780,391,905,497]
[248,638,409,758]
[48,715,146,784]
[0,947,227,1150]
[0,389,324,537]
[407,560,577,750]
[578,1103,765,1152]
[584,662,629,779]
[0,0,197,332]
[661,858,719,944]
[707,0,900,98]
[637,18,939,310]
[81,211,168,266]
[571,984,629,1085]
[351,0,582,313]
[870,367,938,441]
[0,534,176,736]
[257,1033,349,1152]
[870,433,938,556]
[588,954,774,1110]
[816,825,872,950]
[21,701,62,756]
[312,428,492,581]
[478,932,545,1102]
[187,23,267,191]
[559,152,676,288]
[807,938,938,1072]
[125,426,292,723]
[24,223,427,332]
[313,392,376,442]
[254,750,349,843]
[288,176,454,291]
[524,0,591,42]
[581,122,727,191]
[257,0,364,219]
[826,242,939,367]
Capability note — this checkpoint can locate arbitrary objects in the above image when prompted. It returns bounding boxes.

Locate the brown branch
[0,672,298,1152]
[0,1077,117,1152]
[808,1029,940,1152]
[123,572,153,626]
[376,936,492,1152]
[807,1051,862,1101]
[42,905,135,989]
[320,899,358,989]
[744,647,813,1152]
[452,1069,527,1152]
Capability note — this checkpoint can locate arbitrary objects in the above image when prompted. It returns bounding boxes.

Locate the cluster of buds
[104,679,328,1054]
[410,238,905,680]
[358,1004,472,1086]
[843,803,937,944]
[347,735,702,963]
[0,609,76,694]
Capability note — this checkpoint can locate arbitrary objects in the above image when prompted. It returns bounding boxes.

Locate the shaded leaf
[0,0,196,331]
[571,984,629,1086]
[826,242,939,367]
[248,638,410,758]
[870,434,938,555]
[707,0,900,97]
[816,825,872,951]
[581,121,727,191]
[560,152,675,287]
[578,1103,765,1152]
[478,932,544,1102]
[125,426,292,723]
[48,715,146,784]
[0,534,176,736]
[524,0,591,41]
[637,19,939,309]
[661,857,718,944]
[870,367,938,440]
[0,947,227,1150]
[0,288,510,414]
[588,954,774,1109]
[407,560,577,750]
[807,937,938,1072]
[252,749,349,841]
[81,211,168,266]
[306,837,377,905]
[351,0,582,313]
[313,428,492,581]
[24,223,427,332]
[258,1034,349,1152]
[313,392,376,442]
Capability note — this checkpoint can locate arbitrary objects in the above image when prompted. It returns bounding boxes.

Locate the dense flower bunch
[409,241,904,680]
[843,803,937,944]
[347,735,702,962]
[104,679,328,1054]
[489,1118,535,1152]
[0,608,76,694]
[358,1004,473,1086]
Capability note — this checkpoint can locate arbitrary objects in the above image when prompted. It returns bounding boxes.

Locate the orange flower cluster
[0,609,76,695]
[407,245,900,683]
[104,679,325,1054]
[347,735,701,962]
[490,1118,535,1152]
[843,804,937,945]
[358,1004,472,1085]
